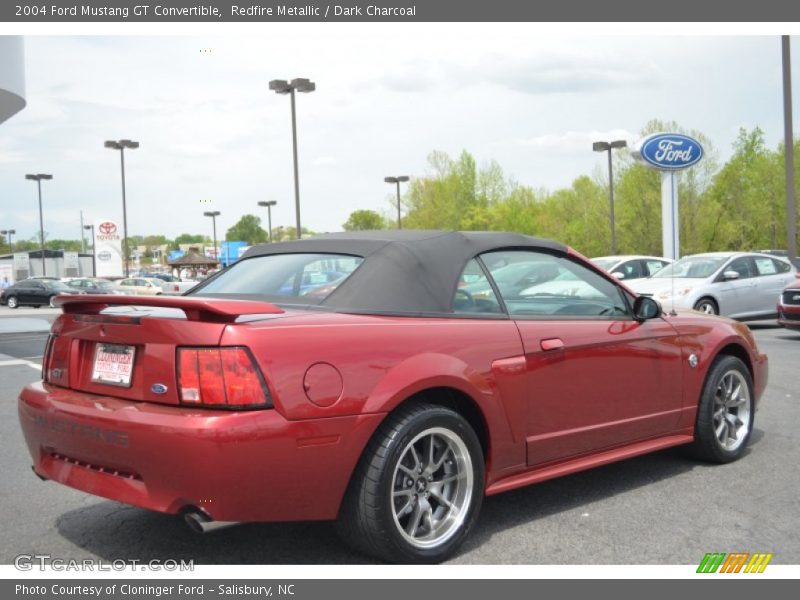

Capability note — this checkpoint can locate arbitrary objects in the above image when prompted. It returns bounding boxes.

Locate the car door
[714,256,758,317]
[478,250,684,467]
[12,281,33,303]
[611,259,644,281]
[27,280,47,304]
[753,257,794,316]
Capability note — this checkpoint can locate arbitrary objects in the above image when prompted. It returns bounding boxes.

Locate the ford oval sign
[637,133,703,170]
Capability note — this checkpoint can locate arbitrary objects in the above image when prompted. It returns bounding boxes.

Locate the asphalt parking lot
[0,310,798,565]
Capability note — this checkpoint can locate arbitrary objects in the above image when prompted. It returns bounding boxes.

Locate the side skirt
[485,432,694,496]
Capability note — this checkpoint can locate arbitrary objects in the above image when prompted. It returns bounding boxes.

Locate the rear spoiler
[54,294,284,323]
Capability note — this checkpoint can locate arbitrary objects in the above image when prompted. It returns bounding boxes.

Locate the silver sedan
[628,252,796,319]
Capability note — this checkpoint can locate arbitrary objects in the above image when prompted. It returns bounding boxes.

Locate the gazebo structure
[167,249,219,277]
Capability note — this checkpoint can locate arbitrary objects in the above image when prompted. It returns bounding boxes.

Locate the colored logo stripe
[744,553,773,573]
[697,552,773,573]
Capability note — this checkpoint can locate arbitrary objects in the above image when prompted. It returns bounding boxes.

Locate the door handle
[540,338,564,351]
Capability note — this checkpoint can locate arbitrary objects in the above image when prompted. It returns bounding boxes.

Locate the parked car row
[592,252,799,324]
[0,275,202,308]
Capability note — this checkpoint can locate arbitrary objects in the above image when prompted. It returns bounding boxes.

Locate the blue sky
[0,32,795,242]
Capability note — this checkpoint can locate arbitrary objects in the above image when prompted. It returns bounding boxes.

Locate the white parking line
[0,359,42,371]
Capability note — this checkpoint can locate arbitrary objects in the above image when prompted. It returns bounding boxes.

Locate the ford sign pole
[633,133,704,260]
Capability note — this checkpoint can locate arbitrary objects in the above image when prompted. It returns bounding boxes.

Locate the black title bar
[3,0,800,22]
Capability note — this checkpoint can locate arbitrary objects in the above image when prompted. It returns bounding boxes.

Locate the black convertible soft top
[239,230,568,315]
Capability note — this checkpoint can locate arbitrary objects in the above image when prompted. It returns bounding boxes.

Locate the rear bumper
[19,383,384,522]
[777,303,800,330]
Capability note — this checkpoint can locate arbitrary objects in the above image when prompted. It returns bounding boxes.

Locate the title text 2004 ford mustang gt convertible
[18,231,767,563]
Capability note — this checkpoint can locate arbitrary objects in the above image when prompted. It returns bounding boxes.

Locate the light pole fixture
[25,173,53,276]
[84,224,96,276]
[258,200,278,242]
[0,228,15,250]
[203,211,221,261]
[384,176,410,229]
[592,140,627,254]
[104,138,139,276]
[269,77,316,239]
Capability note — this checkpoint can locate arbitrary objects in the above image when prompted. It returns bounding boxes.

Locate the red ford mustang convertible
[19,231,767,562]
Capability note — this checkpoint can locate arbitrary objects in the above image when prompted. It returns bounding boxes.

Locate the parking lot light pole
[0,228,15,250]
[84,224,96,276]
[384,176,410,229]
[258,200,278,242]
[104,139,139,277]
[203,211,221,261]
[592,140,627,254]
[25,173,53,276]
[269,78,315,239]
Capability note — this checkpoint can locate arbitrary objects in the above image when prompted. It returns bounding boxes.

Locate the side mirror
[633,295,662,321]
[723,270,740,281]
[612,271,625,280]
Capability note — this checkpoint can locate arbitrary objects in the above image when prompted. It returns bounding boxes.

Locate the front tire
[686,355,754,463]
[336,402,484,563]
[694,297,719,315]
[6,296,18,309]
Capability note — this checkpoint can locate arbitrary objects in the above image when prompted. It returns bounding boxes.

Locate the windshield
[652,256,728,279]
[191,253,363,304]
[92,280,114,289]
[591,258,618,271]
[45,282,72,291]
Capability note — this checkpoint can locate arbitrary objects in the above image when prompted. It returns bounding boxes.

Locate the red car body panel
[18,243,769,525]
[778,283,800,330]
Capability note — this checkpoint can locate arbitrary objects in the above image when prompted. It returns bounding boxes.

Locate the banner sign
[63,251,80,270]
[93,219,124,278]
[12,252,29,272]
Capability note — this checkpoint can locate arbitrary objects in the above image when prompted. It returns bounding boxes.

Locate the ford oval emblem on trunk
[151,383,168,395]
[637,133,704,170]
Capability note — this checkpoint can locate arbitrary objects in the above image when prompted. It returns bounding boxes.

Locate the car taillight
[177,347,271,409]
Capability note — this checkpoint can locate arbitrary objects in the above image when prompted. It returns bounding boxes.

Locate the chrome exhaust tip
[184,510,239,534]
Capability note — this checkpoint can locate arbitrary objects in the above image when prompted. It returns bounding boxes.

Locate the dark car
[20,231,767,563]
[1,279,83,308]
[66,278,125,295]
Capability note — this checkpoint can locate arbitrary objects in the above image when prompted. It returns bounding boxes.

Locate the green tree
[705,127,783,251]
[225,214,268,244]
[173,233,209,249]
[343,210,387,231]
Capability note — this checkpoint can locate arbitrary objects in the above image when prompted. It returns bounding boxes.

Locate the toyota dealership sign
[93,219,123,277]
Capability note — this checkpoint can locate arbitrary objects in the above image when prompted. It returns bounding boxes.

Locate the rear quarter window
[192,253,363,303]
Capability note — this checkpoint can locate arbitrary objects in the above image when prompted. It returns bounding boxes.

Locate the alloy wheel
[713,370,751,452]
[391,427,473,549]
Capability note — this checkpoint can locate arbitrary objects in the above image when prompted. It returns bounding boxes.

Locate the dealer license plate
[91,343,136,387]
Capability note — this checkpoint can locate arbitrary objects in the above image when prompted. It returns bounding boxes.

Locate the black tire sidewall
[377,408,484,563]
[694,298,718,315]
[696,356,754,462]
[7,296,18,309]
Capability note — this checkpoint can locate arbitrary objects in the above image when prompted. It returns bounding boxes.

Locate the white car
[160,280,200,296]
[628,252,796,319]
[114,277,165,296]
[591,255,673,281]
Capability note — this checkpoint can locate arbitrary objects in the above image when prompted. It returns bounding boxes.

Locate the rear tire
[693,297,719,315]
[48,296,56,308]
[6,296,18,309]
[336,402,484,563]
[685,355,754,463]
